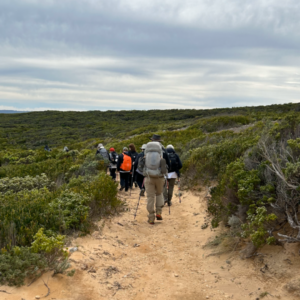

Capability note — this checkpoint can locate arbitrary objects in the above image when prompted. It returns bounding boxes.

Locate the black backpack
[110,152,118,164]
[168,152,178,172]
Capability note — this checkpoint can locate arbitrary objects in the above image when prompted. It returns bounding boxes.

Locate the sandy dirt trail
[3,184,300,300]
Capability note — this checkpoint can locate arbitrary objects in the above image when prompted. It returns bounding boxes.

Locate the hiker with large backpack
[108,147,118,181]
[163,145,182,206]
[143,134,171,225]
[117,147,132,192]
[127,143,138,188]
[134,144,147,196]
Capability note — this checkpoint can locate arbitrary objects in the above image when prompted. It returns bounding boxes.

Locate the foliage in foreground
[0,229,67,286]
[207,114,300,247]
[0,145,120,286]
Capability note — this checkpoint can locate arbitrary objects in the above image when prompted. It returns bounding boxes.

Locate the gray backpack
[143,142,167,177]
[99,148,109,161]
[137,155,145,174]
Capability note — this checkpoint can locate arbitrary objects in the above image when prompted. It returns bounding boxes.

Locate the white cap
[97,143,104,149]
[166,144,174,149]
[141,144,147,150]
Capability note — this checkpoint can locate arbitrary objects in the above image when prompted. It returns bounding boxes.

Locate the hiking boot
[134,182,138,188]
[140,189,145,196]
[164,198,168,205]
[167,201,172,206]
[156,214,163,220]
[148,220,155,225]
[119,187,124,191]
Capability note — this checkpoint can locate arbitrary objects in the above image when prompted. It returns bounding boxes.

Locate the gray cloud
[0,0,300,111]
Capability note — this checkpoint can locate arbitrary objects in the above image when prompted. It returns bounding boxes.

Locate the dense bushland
[0,143,121,285]
[207,114,300,248]
[2,104,300,285]
[1,102,299,150]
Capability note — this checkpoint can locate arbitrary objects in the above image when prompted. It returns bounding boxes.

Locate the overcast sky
[0,0,300,111]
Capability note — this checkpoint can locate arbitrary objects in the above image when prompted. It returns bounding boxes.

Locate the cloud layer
[0,0,300,111]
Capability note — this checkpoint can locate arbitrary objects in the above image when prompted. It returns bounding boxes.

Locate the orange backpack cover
[120,154,132,171]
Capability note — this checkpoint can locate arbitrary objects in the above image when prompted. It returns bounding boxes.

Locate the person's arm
[163,151,171,169]
[117,154,123,171]
[133,154,138,172]
[177,154,183,170]
[130,156,133,173]
[176,154,182,177]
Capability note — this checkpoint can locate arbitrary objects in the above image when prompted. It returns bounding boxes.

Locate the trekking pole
[134,179,145,220]
[167,179,171,215]
[178,177,181,204]
[130,168,135,196]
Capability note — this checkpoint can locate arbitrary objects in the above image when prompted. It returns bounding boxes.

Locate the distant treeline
[1,103,300,150]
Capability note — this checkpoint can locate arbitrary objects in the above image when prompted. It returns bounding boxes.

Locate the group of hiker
[96,134,182,225]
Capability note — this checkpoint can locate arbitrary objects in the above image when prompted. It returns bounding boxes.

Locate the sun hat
[166,145,174,149]
[141,144,147,150]
[123,147,128,151]
[149,134,163,142]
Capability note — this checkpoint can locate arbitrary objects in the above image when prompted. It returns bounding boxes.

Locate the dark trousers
[120,172,130,191]
[110,168,116,180]
[136,172,145,190]
[163,178,176,202]
[128,173,133,188]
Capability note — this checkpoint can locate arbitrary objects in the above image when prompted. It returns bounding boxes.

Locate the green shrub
[2,157,74,181]
[0,247,47,286]
[242,207,277,247]
[68,173,121,216]
[0,173,55,194]
[47,192,90,231]
[0,229,68,287]
[0,188,56,249]
[183,127,261,185]
[89,173,121,215]
[207,117,300,247]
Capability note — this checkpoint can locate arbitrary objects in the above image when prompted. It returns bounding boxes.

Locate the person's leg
[168,178,176,203]
[112,168,117,180]
[136,173,145,196]
[120,172,125,189]
[124,172,129,191]
[136,173,144,189]
[129,172,134,188]
[144,177,156,223]
[134,172,138,187]
[155,177,165,216]
[127,172,131,189]
[110,168,116,180]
